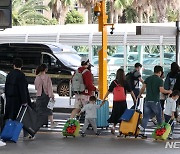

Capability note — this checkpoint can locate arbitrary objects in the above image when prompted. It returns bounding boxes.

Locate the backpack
[164,73,177,90]
[113,81,126,102]
[71,69,88,93]
[126,71,137,90]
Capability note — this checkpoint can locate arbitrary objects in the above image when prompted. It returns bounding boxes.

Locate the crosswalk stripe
[39,119,180,138]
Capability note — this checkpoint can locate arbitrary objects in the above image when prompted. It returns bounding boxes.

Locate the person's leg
[151,102,162,125]
[141,102,152,130]
[133,88,140,108]
[48,115,58,128]
[164,114,174,139]
[89,118,98,134]
[81,119,90,136]
[70,94,81,118]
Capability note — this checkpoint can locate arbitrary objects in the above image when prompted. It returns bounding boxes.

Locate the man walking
[138,65,172,138]
[70,59,97,118]
[4,58,33,139]
[130,63,144,108]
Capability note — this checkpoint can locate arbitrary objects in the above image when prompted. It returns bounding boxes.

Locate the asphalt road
[0,132,180,154]
[1,113,180,154]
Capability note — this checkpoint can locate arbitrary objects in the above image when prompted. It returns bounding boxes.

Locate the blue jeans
[141,101,162,129]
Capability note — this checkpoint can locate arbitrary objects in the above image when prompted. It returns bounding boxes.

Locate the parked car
[0,70,37,103]
[0,42,82,96]
[142,58,173,79]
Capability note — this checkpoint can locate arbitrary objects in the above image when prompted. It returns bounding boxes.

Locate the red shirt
[78,67,96,95]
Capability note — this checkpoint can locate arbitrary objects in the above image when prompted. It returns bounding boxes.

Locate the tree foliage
[12,0,56,26]
[65,10,84,24]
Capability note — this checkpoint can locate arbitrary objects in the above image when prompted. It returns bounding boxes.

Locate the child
[164,90,180,139]
[79,96,105,137]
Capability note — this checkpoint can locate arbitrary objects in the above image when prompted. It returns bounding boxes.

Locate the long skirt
[36,92,52,116]
[108,101,127,125]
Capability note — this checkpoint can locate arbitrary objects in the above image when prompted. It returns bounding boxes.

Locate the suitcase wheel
[135,135,138,138]
[73,136,75,138]
[125,135,127,138]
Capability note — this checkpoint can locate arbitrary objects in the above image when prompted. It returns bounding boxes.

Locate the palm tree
[12,0,50,25]
[48,0,75,25]
[132,0,180,23]
[107,0,133,23]
[77,0,95,24]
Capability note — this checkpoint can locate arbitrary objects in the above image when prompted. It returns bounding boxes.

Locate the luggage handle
[167,119,174,126]
[16,105,28,122]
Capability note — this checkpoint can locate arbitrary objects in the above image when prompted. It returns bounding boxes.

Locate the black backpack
[126,71,138,90]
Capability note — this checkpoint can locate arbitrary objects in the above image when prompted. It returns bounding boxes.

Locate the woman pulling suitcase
[102,68,136,135]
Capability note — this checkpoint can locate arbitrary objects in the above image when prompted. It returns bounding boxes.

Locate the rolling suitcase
[96,99,109,128]
[62,119,80,137]
[119,110,142,137]
[119,100,142,138]
[1,106,26,142]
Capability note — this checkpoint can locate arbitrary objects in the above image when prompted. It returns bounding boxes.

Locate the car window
[112,53,124,58]
[0,73,6,84]
[114,59,124,65]
[55,53,81,67]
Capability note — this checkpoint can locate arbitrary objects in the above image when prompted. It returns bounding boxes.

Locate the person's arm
[130,91,137,103]
[83,71,96,92]
[102,91,110,102]
[138,77,144,84]
[138,84,146,98]
[47,75,54,100]
[18,73,29,105]
[159,87,172,95]
[171,112,175,120]
[100,101,106,107]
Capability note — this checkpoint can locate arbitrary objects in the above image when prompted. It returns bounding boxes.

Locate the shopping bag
[47,99,55,110]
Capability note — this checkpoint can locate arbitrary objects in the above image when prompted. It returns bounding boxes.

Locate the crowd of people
[0,58,180,146]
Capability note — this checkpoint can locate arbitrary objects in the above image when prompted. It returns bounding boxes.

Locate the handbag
[47,98,55,110]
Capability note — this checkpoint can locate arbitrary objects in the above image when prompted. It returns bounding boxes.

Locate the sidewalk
[53,93,138,112]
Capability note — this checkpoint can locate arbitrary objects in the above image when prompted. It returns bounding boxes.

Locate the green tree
[12,0,51,26]
[65,10,84,24]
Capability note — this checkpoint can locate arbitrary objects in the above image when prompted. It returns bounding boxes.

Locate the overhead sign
[136,26,176,36]
[0,0,12,29]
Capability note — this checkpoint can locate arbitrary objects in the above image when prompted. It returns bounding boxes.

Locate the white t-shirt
[164,97,176,116]
[81,103,100,119]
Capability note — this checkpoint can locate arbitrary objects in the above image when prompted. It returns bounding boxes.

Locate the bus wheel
[57,83,69,96]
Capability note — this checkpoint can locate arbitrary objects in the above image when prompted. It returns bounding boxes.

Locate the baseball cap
[81,59,94,67]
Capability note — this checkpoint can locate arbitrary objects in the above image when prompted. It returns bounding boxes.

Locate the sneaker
[168,134,173,140]
[51,122,58,128]
[138,125,144,131]
[23,135,35,141]
[151,118,157,125]
[81,132,86,137]
[0,140,6,146]
[95,132,101,136]
[139,133,147,139]
[111,127,115,134]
